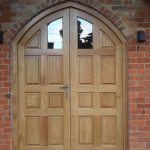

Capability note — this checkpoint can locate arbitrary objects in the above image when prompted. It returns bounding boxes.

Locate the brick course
[0,0,150,150]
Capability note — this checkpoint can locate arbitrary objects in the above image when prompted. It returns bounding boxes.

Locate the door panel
[79,56,93,84]
[18,8,124,150]
[48,56,63,84]
[25,56,40,84]
[101,56,116,84]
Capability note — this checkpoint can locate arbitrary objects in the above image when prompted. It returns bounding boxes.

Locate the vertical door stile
[70,8,78,150]
[63,8,71,150]
[41,24,49,146]
[93,21,101,147]
[116,43,123,150]
[18,45,26,150]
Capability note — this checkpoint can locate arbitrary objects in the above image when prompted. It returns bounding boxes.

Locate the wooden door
[70,9,123,150]
[18,8,124,150]
[18,9,70,150]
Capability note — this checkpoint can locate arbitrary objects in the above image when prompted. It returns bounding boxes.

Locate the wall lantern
[0,32,3,43]
[137,31,146,43]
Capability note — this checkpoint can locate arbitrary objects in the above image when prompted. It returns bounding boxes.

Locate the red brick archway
[6,0,132,43]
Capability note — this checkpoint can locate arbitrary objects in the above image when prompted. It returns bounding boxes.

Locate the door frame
[12,2,128,150]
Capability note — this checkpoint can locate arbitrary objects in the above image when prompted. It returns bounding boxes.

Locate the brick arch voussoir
[6,0,132,43]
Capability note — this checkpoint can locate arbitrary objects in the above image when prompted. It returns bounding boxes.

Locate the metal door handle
[60,84,69,89]
[60,82,70,99]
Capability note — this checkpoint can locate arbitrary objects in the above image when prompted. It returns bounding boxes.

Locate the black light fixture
[0,32,3,43]
[137,31,146,43]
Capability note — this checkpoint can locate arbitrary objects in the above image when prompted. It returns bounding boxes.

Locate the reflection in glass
[48,18,63,49]
[78,17,93,49]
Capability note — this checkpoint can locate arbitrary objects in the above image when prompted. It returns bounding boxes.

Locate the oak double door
[18,8,123,150]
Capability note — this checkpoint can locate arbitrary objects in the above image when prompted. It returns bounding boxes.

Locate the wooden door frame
[12,2,128,150]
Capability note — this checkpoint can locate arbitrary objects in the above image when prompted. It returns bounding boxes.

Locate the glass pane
[48,18,63,49]
[78,17,93,49]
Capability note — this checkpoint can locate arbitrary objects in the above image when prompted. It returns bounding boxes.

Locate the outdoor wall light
[0,32,3,43]
[137,31,146,43]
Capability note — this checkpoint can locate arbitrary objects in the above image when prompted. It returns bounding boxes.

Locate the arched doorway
[13,3,128,150]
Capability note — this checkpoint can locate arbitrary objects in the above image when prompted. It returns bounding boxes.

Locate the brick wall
[128,7,150,149]
[0,0,150,150]
[0,43,11,150]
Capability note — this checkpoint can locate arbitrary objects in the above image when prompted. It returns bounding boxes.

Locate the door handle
[60,84,69,89]
[60,82,70,99]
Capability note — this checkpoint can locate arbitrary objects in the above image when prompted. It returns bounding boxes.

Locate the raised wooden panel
[26,117,41,145]
[25,56,40,84]
[101,56,116,84]
[94,116,101,146]
[26,93,40,108]
[102,31,114,47]
[40,116,48,146]
[48,117,64,145]
[79,117,93,144]
[79,56,93,84]
[49,93,63,108]
[101,93,116,108]
[101,117,116,144]
[26,31,41,48]
[78,93,93,108]
[48,56,63,84]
